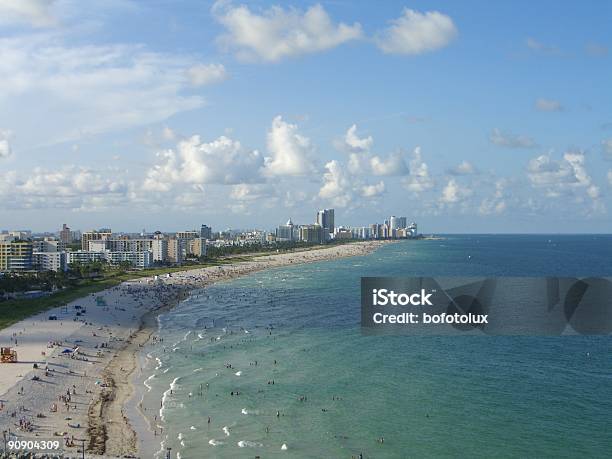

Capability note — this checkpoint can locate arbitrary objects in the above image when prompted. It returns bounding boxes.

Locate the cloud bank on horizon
[0,0,611,232]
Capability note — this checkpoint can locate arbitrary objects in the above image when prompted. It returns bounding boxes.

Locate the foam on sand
[160,377,180,421]
[143,374,156,392]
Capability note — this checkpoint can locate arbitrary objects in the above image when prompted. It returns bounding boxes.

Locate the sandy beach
[0,240,386,458]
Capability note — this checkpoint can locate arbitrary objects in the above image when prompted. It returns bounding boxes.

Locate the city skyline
[1,1,612,233]
[1,207,415,237]
[0,206,422,272]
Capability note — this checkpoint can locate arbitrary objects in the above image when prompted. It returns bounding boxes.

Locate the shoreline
[120,239,390,458]
[87,293,186,456]
[0,240,389,457]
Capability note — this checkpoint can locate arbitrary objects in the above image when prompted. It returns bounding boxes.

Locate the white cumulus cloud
[527,151,603,212]
[361,181,385,198]
[143,135,264,191]
[318,160,384,207]
[342,124,373,153]
[318,159,354,208]
[402,147,434,193]
[527,153,581,187]
[370,152,408,176]
[0,165,128,211]
[19,166,126,196]
[439,178,472,205]
[479,179,507,215]
[213,2,362,62]
[375,8,457,55]
[264,116,316,176]
[335,124,373,174]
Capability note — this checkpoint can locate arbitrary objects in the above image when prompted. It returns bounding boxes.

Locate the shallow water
[138,235,612,458]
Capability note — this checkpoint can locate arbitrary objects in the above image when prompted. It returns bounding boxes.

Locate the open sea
[136,235,612,458]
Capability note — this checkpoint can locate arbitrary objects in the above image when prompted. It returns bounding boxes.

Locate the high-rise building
[389,216,407,237]
[189,238,207,257]
[88,240,108,252]
[200,225,212,240]
[59,224,72,243]
[176,231,199,240]
[389,216,407,231]
[66,251,105,265]
[9,231,31,240]
[353,227,370,239]
[92,238,155,252]
[316,209,335,238]
[334,228,352,240]
[167,238,184,265]
[276,218,296,242]
[103,251,152,269]
[300,224,324,244]
[0,240,34,271]
[82,229,112,250]
[33,252,67,272]
[152,238,168,263]
[369,224,381,239]
[32,239,65,253]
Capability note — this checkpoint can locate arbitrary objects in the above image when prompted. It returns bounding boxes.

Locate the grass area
[0,276,119,330]
[0,257,254,331]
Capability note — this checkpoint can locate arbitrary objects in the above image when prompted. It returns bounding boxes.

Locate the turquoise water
[142,235,612,458]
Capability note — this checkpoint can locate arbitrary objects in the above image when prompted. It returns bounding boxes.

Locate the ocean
[135,235,612,458]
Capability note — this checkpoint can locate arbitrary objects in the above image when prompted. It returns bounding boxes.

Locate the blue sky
[0,0,611,233]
